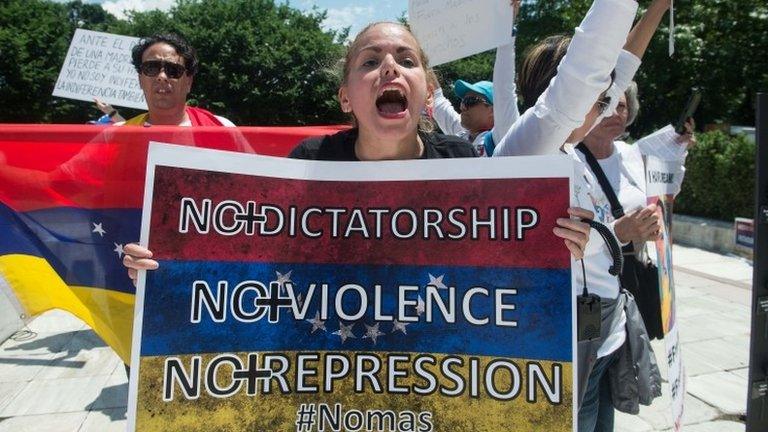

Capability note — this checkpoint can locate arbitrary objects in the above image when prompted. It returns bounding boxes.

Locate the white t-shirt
[567,146,627,357]
[586,142,647,224]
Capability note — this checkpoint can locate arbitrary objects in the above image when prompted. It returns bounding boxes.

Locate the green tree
[631,0,768,136]
[0,0,118,123]
[1,0,765,129]
[0,0,347,125]
[109,0,348,125]
[675,131,755,220]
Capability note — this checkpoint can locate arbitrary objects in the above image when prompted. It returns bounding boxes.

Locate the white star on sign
[391,319,409,335]
[428,273,447,289]
[415,295,425,316]
[306,311,326,333]
[275,270,293,293]
[363,323,385,345]
[332,322,356,344]
[113,243,124,258]
[92,222,106,237]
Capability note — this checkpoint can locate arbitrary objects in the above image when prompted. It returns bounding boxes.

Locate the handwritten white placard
[636,124,687,161]
[409,0,514,66]
[53,29,147,110]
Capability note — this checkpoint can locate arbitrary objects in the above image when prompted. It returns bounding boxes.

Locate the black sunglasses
[460,95,489,110]
[596,95,612,115]
[139,60,187,79]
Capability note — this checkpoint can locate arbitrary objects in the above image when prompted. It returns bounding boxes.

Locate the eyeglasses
[139,60,187,79]
[596,95,612,115]
[460,95,489,111]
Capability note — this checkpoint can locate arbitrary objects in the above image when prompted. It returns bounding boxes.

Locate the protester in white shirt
[491,0,668,430]
[579,0,686,248]
[430,0,520,156]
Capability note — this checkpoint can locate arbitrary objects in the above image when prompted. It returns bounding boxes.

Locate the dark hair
[518,35,571,112]
[131,33,199,76]
[519,35,617,114]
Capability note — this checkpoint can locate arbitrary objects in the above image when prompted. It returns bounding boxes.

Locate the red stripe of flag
[148,166,570,268]
[0,125,344,212]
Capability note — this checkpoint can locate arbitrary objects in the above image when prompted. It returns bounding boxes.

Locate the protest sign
[53,29,147,110]
[735,218,755,249]
[646,155,685,431]
[636,125,687,162]
[408,0,514,66]
[127,143,577,431]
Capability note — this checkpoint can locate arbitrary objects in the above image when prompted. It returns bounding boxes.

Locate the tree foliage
[675,131,755,221]
[0,0,347,125]
[630,0,768,136]
[430,0,767,136]
[0,0,117,123]
[111,0,347,125]
[0,0,765,130]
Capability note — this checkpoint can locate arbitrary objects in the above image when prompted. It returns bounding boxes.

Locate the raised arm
[489,0,521,148]
[493,0,639,157]
[490,40,519,147]
[625,0,671,59]
[429,73,467,137]
[607,0,671,107]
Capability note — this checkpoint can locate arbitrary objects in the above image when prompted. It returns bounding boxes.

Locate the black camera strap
[576,142,635,255]
[576,218,625,342]
[572,144,628,341]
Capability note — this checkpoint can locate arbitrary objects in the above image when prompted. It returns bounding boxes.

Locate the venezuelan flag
[0,124,341,364]
[131,155,575,431]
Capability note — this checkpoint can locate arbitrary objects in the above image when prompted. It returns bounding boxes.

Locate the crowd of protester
[113,0,697,430]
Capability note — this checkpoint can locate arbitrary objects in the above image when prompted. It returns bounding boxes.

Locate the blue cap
[95,114,113,124]
[454,80,494,105]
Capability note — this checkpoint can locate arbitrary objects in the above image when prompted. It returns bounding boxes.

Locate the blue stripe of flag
[140,261,572,361]
[0,204,140,294]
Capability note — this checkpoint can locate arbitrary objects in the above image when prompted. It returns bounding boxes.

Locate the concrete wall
[672,214,752,259]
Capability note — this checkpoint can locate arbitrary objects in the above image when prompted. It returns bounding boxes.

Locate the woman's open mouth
[376,88,408,119]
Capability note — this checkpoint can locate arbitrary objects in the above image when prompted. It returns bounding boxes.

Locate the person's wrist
[108,109,118,118]
[614,223,629,244]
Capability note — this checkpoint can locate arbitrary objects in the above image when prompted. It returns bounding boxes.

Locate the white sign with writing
[53,29,147,110]
[666,323,685,431]
[409,0,514,66]
[646,156,685,197]
[636,125,687,162]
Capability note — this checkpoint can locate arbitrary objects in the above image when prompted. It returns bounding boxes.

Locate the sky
[71,0,409,39]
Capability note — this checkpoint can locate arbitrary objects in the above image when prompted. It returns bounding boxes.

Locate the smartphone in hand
[674,88,701,134]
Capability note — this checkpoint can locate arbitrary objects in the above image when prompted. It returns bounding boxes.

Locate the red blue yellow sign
[128,142,577,431]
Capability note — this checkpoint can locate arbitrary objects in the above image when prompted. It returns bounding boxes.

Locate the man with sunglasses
[121,33,234,127]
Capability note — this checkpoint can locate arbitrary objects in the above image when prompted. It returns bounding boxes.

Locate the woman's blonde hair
[338,22,435,132]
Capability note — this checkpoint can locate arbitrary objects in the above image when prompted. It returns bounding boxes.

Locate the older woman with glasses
[579,83,696,252]
[491,0,677,430]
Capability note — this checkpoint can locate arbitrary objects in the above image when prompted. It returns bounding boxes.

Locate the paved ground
[0,244,754,431]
